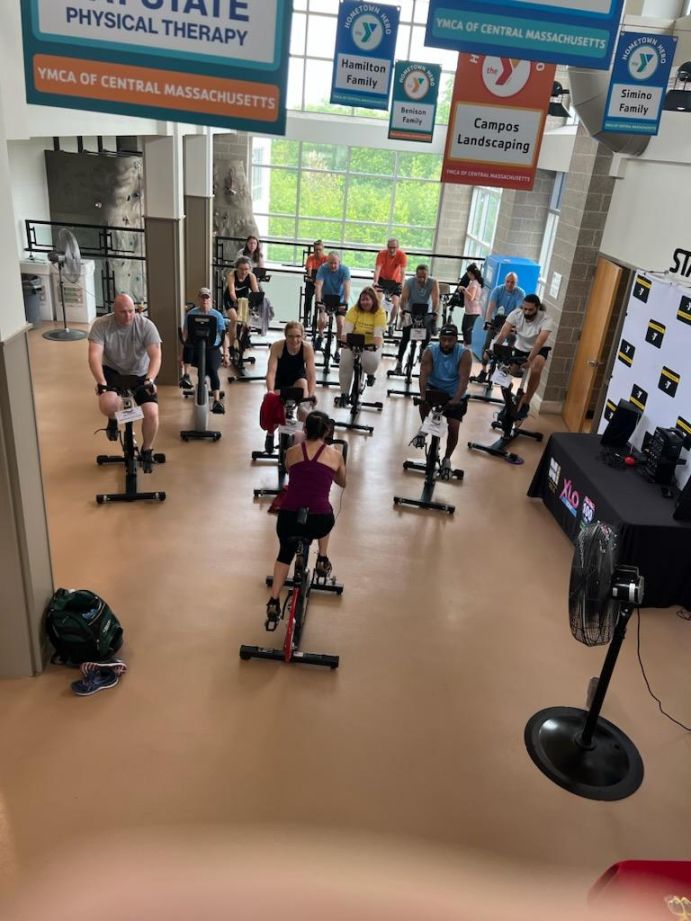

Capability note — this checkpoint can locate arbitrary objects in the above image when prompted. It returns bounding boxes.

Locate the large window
[289,0,458,124]
[463,187,502,262]
[536,172,565,298]
[250,138,442,267]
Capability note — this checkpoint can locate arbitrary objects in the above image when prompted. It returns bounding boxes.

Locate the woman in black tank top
[264,322,317,451]
[225,257,259,351]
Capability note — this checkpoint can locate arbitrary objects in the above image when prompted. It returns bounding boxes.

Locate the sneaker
[211,400,225,414]
[265,597,281,631]
[140,448,154,473]
[106,418,119,442]
[313,334,323,352]
[315,555,333,579]
[515,403,530,422]
[333,351,340,365]
[475,369,488,384]
[393,362,403,375]
[264,433,275,454]
[366,374,376,387]
[410,429,427,449]
[440,457,452,480]
[179,373,192,389]
[71,671,120,697]
[81,659,127,677]
[336,393,349,408]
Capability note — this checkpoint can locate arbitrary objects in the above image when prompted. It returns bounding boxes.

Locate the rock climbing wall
[44,149,146,309]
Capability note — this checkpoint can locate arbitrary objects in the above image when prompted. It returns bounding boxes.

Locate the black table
[528,433,691,609]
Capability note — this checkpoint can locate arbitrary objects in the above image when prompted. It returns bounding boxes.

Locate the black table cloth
[528,433,691,609]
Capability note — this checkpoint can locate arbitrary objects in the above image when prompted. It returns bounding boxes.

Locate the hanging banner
[441,54,555,190]
[602,31,677,135]
[331,1,400,110]
[388,61,442,142]
[20,0,292,135]
[425,0,625,71]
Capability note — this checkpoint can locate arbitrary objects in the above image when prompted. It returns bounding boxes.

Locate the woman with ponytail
[266,411,346,627]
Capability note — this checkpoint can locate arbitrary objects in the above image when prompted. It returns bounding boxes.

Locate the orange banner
[441,55,555,190]
[33,55,280,122]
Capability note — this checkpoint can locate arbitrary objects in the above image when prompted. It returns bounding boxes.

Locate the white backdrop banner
[598,272,691,487]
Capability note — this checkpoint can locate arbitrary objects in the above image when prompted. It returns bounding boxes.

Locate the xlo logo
[560,479,580,518]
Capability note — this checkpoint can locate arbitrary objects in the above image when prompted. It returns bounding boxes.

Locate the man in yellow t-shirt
[338,286,387,403]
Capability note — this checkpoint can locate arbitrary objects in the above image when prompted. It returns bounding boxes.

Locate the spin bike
[333,333,383,435]
[393,389,465,515]
[239,507,343,669]
[467,344,543,465]
[467,316,505,407]
[96,374,166,504]
[251,388,316,499]
[180,313,222,442]
[228,291,265,383]
[387,303,427,399]
[314,295,343,388]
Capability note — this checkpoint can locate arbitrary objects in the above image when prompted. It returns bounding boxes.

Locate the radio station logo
[604,399,618,422]
[548,457,561,493]
[659,366,681,398]
[617,338,636,367]
[645,319,666,348]
[678,294,691,327]
[560,478,581,518]
[630,383,648,412]
[633,274,651,303]
[580,496,596,527]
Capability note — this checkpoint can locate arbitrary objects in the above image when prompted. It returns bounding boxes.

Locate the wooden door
[562,257,623,432]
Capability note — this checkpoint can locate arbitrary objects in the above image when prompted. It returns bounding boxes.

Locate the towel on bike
[260,391,285,433]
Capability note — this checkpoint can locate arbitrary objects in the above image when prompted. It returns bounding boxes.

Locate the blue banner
[388,61,441,142]
[331,1,400,110]
[425,0,625,71]
[21,0,292,135]
[603,31,677,135]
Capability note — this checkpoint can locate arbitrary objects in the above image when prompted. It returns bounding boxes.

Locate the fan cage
[568,522,619,647]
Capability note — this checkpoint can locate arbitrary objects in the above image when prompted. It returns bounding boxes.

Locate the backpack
[45,588,123,665]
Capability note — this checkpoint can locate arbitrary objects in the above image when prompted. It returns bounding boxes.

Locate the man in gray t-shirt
[395,264,440,372]
[88,293,162,460]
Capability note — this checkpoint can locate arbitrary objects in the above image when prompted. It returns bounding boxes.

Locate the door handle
[586,359,602,367]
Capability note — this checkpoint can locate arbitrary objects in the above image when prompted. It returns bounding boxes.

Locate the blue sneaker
[71,671,120,696]
[80,659,127,678]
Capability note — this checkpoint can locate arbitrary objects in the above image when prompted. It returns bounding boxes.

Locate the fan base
[525,706,643,801]
[42,328,87,342]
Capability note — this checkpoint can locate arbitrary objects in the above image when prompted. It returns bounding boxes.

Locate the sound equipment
[644,426,684,486]
[601,399,640,448]
[673,477,691,521]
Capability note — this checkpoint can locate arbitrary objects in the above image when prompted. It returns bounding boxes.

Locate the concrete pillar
[184,130,213,303]
[539,125,615,411]
[143,128,185,386]
[0,97,54,677]
[431,182,474,283]
[491,169,555,265]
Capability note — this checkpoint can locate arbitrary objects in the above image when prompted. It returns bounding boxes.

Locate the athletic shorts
[103,366,158,405]
[379,279,402,297]
[276,510,335,565]
[512,346,551,363]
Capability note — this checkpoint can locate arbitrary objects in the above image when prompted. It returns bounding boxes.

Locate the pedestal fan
[42,228,87,342]
[525,521,645,801]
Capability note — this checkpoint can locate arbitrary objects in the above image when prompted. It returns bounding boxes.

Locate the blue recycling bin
[472,255,541,358]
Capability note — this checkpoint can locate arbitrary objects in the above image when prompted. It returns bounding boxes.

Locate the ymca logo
[482,57,531,97]
[560,479,581,518]
[628,45,659,80]
[352,13,383,51]
[404,69,430,101]
[548,457,561,493]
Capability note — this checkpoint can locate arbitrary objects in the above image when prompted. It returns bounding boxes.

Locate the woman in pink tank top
[266,411,347,627]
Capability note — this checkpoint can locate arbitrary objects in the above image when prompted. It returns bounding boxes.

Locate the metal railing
[25,219,146,312]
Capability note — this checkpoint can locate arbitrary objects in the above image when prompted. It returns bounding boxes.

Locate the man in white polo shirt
[495,293,553,422]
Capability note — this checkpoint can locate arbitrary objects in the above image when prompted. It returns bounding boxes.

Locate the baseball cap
[439,323,458,337]
[198,287,211,297]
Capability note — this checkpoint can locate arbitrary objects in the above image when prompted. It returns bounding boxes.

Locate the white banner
[598,272,691,487]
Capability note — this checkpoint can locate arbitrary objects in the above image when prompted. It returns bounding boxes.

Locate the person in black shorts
[224,256,260,351]
[495,294,554,422]
[87,293,162,466]
[263,321,317,452]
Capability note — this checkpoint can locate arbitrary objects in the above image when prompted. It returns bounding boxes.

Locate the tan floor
[1,325,690,890]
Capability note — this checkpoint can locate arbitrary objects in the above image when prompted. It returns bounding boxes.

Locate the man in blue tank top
[414,324,472,475]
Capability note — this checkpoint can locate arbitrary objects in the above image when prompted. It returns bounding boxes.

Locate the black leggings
[461,312,479,346]
[276,510,335,565]
[397,314,436,361]
[183,345,222,391]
